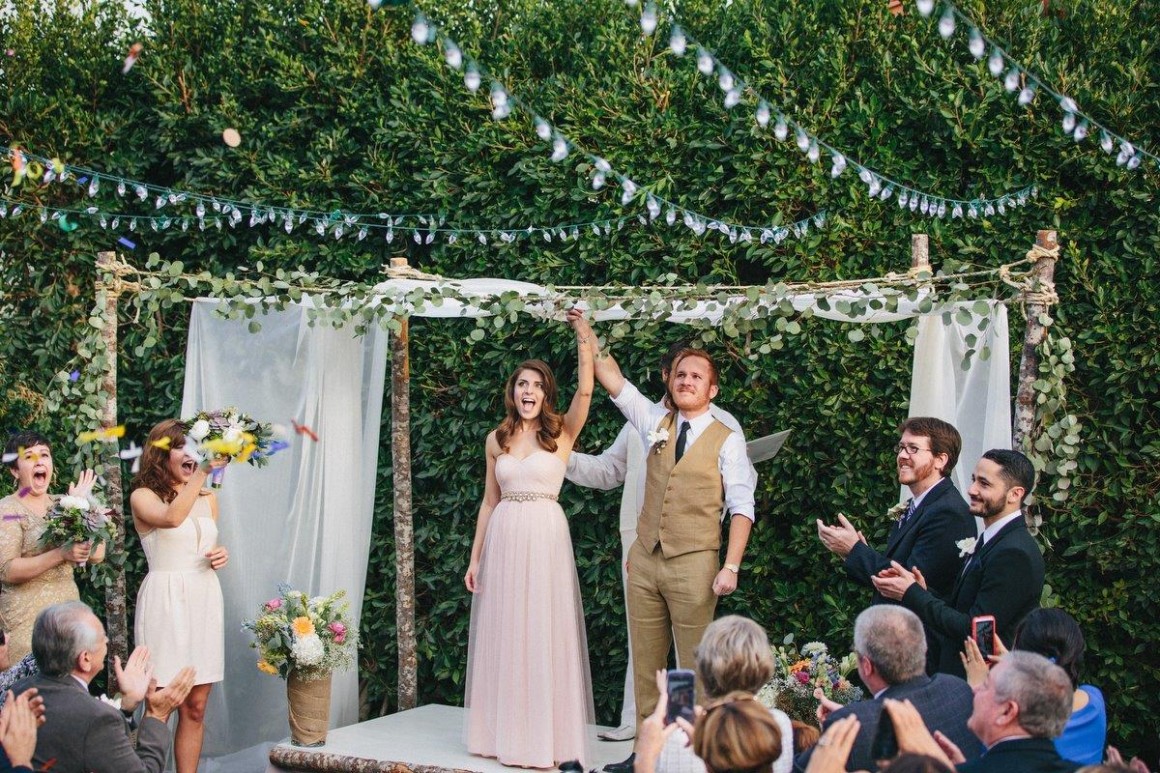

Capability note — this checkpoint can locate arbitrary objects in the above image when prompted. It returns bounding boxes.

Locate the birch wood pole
[388,257,417,711]
[96,251,129,684]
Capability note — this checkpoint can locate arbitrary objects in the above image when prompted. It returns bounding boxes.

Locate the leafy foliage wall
[1,0,1157,760]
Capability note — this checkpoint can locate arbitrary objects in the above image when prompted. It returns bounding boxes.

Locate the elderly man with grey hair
[882,651,1079,772]
[13,601,195,773]
[794,606,981,772]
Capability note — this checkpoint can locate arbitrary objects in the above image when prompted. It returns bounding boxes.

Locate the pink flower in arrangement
[794,671,810,685]
[265,598,283,611]
[328,622,347,643]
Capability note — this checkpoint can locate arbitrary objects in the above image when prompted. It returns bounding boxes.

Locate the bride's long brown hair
[131,419,203,504]
[495,360,563,453]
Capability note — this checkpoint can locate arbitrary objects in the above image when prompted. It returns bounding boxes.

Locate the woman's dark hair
[1013,608,1086,689]
[130,420,189,504]
[4,431,51,469]
[495,360,562,454]
[884,753,955,773]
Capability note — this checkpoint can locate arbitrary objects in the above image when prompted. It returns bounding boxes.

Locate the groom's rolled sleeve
[720,432,757,522]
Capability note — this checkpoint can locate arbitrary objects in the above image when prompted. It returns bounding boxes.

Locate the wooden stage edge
[267,705,633,773]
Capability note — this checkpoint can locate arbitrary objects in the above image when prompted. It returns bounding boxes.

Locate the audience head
[882,753,955,773]
[968,651,1072,745]
[660,339,694,377]
[789,720,819,755]
[853,606,927,690]
[694,615,775,699]
[969,449,1035,521]
[32,602,106,681]
[897,417,961,479]
[1013,608,1086,689]
[693,692,783,773]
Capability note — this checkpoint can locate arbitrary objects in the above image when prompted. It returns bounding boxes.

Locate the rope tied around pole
[95,254,143,296]
[1000,257,1059,308]
[1026,243,1060,263]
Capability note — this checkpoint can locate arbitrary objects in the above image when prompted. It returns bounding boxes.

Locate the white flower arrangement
[956,537,978,557]
[290,633,326,666]
[57,495,91,512]
[647,427,670,455]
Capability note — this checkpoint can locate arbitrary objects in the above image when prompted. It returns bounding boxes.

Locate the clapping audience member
[883,651,1079,772]
[0,631,37,709]
[0,688,39,772]
[655,616,792,773]
[962,609,1105,765]
[14,601,196,773]
[795,606,981,772]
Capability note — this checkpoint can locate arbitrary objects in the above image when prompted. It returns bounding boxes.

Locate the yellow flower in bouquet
[292,616,315,636]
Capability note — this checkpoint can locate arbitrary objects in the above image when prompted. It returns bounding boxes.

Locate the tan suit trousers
[627,539,719,726]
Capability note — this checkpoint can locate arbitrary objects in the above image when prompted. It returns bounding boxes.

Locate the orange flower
[789,659,811,673]
[292,616,315,636]
[257,660,278,675]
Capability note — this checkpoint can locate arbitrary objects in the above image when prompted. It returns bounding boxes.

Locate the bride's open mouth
[181,459,198,475]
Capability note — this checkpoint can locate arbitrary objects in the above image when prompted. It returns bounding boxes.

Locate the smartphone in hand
[665,669,696,726]
[871,706,899,760]
[972,614,997,661]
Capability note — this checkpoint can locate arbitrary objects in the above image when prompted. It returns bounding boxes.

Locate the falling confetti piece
[4,50,13,57]
[2,514,22,521]
[10,148,26,186]
[150,437,172,450]
[17,488,30,498]
[78,425,126,443]
[222,128,241,148]
[69,370,80,382]
[58,215,78,232]
[123,42,143,74]
[118,237,136,249]
[291,420,319,442]
[119,442,144,474]
[0,452,15,463]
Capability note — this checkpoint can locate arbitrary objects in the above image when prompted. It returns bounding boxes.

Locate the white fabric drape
[908,301,1012,502]
[180,300,387,759]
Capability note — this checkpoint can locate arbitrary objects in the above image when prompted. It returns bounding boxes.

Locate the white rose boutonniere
[886,501,908,521]
[956,537,977,558]
[647,428,670,455]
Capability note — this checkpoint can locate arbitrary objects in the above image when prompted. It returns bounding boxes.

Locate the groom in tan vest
[589,340,756,773]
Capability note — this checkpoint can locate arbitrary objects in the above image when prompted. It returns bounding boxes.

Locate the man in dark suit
[794,605,982,772]
[873,449,1045,679]
[14,601,195,773]
[886,651,1079,772]
[818,417,976,605]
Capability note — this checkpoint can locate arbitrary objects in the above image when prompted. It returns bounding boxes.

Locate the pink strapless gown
[465,450,594,768]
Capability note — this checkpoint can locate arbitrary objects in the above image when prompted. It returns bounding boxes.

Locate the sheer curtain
[181,300,387,761]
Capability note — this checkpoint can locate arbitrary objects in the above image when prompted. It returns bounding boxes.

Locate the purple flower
[265,598,283,611]
[795,671,810,685]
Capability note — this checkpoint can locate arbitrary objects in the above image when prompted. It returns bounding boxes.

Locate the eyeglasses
[894,443,931,456]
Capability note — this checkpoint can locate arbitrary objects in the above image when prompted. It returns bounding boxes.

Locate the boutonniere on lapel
[956,537,978,558]
[886,501,908,521]
[647,428,670,455]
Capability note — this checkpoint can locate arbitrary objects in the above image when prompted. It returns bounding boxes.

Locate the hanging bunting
[638,3,1040,219]
[916,0,1157,173]
[411,8,826,246]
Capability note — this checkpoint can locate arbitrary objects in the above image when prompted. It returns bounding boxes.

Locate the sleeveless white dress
[134,496,225,686]
[465,450,594,768]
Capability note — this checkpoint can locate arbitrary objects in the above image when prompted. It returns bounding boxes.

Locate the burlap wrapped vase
[286,671,332,746]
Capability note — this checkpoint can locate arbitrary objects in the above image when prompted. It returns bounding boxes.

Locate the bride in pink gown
[464,309,596,768]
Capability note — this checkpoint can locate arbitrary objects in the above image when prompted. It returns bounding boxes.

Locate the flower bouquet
[243,585,358,682]
[184,407,276,488]
[755,635,863,727]
[38,495,117,571]
[243,585,359,747]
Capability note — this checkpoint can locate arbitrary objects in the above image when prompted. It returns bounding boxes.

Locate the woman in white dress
[130,419,230,773]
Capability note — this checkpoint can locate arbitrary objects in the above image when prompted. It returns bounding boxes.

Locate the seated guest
[883,651,1080,772]
[795,606,981,772]
[656,616,793,773]
[694,693,784,773]
[0,688,39,772]
[13,601,196,773]
[0,630,38,708]
[962,609,1105,765]
[791,721,820,755]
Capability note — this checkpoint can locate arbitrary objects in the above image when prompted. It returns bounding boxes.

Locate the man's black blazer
[956,737,1080,772]
[901,515,1045,678]
[845,477,977,603]
[793,673,982,772]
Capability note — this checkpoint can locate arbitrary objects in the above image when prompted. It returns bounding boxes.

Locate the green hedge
[2,0,1157,761]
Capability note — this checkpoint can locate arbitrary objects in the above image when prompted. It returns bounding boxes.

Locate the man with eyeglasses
[817,417,976,608]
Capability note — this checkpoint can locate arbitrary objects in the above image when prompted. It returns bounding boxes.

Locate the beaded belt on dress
[501,491,558,502]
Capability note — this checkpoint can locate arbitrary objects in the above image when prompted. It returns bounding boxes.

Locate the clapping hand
[67,469,97,499]
[804,714,860,773]
[870,561,921,600]
[816,514,866,558]
[114,646,154,714]
[882,698,963,766]
[144,666,196,722]
[0,689,39,768]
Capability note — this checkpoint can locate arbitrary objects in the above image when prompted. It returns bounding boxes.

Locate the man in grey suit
[794,606,982,772]
[14,601,195,773]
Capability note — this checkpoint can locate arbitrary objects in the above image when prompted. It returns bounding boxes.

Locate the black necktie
[675,421,691,463]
